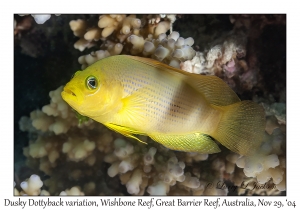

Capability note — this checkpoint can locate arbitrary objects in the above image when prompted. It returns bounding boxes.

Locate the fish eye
[86,76,98,90]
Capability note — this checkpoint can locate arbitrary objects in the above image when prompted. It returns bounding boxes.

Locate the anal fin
[149,132,220,154]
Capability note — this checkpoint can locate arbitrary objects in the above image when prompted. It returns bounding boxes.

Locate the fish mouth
[61,86,80,103]
[64,88,77,97]
[61,86,84,106]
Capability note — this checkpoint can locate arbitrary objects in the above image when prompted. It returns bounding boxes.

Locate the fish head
[61,69,105,117]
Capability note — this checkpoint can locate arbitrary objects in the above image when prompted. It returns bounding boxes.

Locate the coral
[235,128,286,190]
[147,181,170,195]
[31,15,51,24]
[261,102,286,124]
[21,86,93,136]
[69,14,263,94]
[14,174,87,196]
[129,31,196,68]
[104,138,201,195]
[18,174,43,195]
[178,31,252,93]
[253,95,286,128]
[69,15,195,70]
[19,90,286,196]
[17,86,211,195]
[236,177,282,196]
[216,121,286,196]
[60,186,85,195]
[98,15,126,38]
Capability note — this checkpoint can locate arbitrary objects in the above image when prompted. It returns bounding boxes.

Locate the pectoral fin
[104,123,147,144]
[149,132,221,154]
[119,89,148,127]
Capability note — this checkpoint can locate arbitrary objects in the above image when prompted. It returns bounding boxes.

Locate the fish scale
[103,59,216,133]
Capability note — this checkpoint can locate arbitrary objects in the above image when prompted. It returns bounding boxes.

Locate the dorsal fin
[127,55,240,106]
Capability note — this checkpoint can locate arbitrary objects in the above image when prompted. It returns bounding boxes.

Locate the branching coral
[14,174,87,196]
[69,15,193,70]
[18,86,226,195]
[104,138,205,196]
[179,31,252,93]
[234,128,286,191]
[60,186,85,195]
[69,14,263,95]
[25,86,79,135]
[18,84,286,195]
[218,121,286,196]
[19,174,43,195]
[17,91,286,196]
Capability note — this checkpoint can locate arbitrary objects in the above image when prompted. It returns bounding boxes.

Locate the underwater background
[14,14,286,196]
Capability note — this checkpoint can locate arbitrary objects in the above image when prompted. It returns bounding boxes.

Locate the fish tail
[211,101,266,156]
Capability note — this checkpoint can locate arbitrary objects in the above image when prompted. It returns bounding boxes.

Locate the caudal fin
[212,101,266,156]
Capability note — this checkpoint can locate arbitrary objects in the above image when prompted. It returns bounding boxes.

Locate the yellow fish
[61,55,265,156]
